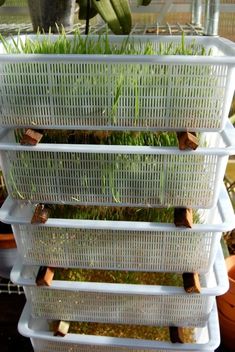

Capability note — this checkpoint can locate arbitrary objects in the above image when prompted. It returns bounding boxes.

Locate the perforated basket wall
[18,302,221,351]
[0,36,234,131]
[31,339,212,352]
[24,286,214,327]
[1,150,228,208]
[14,223,222,274]
[0,143,229,208]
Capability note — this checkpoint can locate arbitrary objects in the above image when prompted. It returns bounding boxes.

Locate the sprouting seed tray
[0,122,234,208]
[10,247,229,327]
[1,184,234,273]
[18,302,220,351]
[0,34,235,131]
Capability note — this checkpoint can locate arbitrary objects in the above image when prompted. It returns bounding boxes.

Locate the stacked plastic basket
[0,33,235,352]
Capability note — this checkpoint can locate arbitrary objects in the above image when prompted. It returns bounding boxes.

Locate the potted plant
[27,0,76,32]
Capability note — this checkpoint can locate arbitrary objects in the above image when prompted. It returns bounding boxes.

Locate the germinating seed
[54,268,188,287]
[50,321,195,342]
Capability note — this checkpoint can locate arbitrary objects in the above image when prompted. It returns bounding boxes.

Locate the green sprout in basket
[7,128,207,205]
[0,31,219,129]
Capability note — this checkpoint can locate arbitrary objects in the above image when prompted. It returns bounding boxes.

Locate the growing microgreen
[0,30,212,56]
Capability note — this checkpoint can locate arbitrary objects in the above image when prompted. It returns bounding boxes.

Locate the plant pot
[216,255,235,325]
[226,255,235,294]
[27,0,76,33]
[217,296,235,321]
[217,256,235,305]
[218,289,235,306]
[218,308,235,352]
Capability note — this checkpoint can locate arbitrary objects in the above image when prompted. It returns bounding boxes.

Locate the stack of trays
[0,34,235,352]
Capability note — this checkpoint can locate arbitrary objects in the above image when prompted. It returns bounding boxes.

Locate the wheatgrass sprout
[48,204,179,222]
[10,129,205,206]
[15,129,179,146]
[0,30,212,56]
[12,129,177,204]
[0,31,218,130]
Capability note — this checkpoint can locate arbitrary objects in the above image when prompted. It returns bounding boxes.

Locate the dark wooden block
[174,208,193,228]
[20,129,43,146]
[182,272,201,293]
[36,266,55,286]
[177,132,199,150]
[169,326,184,343]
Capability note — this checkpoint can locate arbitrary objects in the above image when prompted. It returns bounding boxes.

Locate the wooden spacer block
[31,204,49,224]
[177,132,199,150]
[169,327,184,343]
[54,320,70,337]
[146,28,158,34]
[182,272,201,293]
[39,207,50,224]
[31,204,43,224]
[36,266,55,286]
[20,129,43,145]
[174,208,193,228]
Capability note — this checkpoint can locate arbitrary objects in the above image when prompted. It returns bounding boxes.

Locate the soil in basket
[54,268,189,287]
[51,321,195,342]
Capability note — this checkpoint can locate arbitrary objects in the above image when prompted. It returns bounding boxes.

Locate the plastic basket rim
[0,184,234,232]
[17,302,220,350]
[0,121,235,155]
[10,246,229,296]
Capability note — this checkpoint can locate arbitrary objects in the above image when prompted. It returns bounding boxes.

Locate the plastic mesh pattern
[4,150,222,207]
[26,287,212,327]
[0,59,229,130]
[16,224,221,273]
[32,339,177,352]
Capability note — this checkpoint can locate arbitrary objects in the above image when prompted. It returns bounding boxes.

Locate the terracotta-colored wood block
[174,208,193,228]
[36,266,55,286]
[177,132,199,150]
[31,204,49,224]
[20,129,43,145]
[182,272,201,293]
[39,207,50,224]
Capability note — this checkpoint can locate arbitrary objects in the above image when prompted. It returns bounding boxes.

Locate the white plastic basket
[1,185,234,273]
[11,247,229,327]
[0,123,235,208]
[18,302,220,351]
[0,35,235,131]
